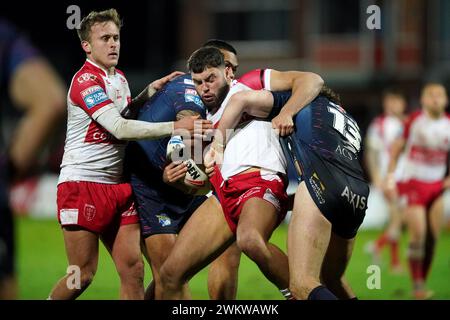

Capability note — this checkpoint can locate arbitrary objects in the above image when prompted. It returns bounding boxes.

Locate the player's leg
[287,182,337,300]
[386,198,403,271]
[321,232,356,299]
[373,194,402,270]
[423,195,444,281]
[405,204,428,298]
[207,242,241,300]
[49,226,99,299]
[160,196,234,299]
[143,233,191,299]
[101,221,144,300]
[236,197,289,292]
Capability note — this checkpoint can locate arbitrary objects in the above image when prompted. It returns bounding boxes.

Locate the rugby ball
[166,135,186,162]
[183,159,208,188]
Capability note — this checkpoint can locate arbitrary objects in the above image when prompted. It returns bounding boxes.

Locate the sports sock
[307,286,338,300]
[375,233,389,251]
[423,243,435,280]
[390,239,400,267]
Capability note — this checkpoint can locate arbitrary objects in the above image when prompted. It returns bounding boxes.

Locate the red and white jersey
[401,110,450,182]
[366,114,405,179]
[59,59,132,185]
[208,69,287,180]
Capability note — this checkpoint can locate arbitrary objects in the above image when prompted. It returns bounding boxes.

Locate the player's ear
[81,40,91,54]
[224,65,233,82]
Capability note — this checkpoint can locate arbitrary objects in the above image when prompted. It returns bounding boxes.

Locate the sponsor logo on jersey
[77,73,97,84]
[341,186,367,211]
[335,144,355,161]
[156,214,172,227]
[81,85,108,109]
[84,121,124,145]
[184,78,194,85]
[309,172,326,204]
[184,88,204,108]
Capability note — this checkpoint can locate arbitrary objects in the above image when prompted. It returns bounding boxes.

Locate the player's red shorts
[57,181,139,234]
[400,179,444,208]
[210,166,288,234]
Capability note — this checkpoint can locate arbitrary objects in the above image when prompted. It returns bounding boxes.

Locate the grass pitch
[17,217,450,299]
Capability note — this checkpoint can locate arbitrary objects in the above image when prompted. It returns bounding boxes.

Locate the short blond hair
[77,8,121,42]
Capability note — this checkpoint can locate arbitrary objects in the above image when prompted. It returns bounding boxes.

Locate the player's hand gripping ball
[166,135,208,188]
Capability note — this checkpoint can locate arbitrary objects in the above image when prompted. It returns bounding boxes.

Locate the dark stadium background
[2,0,449,176]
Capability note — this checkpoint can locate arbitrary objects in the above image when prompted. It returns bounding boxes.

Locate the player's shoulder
[406,110,424,124]
[70,61,107,92]
[165,74,204,104]
[445,112,450,120]
[115,67,126,78]
[165,73,193,90]
[237,69,270,90]
[369,115,385,126]
[72,61,105,84]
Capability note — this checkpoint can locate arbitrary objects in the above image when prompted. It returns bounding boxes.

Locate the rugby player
[209,86,369,299]
[48,9,211,300]
[159,46,323,299]
[365,89,407,272]
[125,40,241,300]
[385,83,450,299]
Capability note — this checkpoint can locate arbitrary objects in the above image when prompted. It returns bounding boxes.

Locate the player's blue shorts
[130,174,207,238]
[276,96,369,239]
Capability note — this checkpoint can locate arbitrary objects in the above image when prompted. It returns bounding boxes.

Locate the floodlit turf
[17,216,450,300]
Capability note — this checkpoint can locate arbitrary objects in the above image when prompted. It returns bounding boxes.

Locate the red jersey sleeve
[69,72,113,116]
[403,110,422,140]
[237,69,270,90]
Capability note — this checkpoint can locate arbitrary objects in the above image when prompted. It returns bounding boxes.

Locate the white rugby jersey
[59,59,131,184]
[401,110,450,182]
[209,69,287,180]
[366,114,406,180]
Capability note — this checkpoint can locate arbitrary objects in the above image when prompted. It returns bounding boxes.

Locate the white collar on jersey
[85,59,115,77]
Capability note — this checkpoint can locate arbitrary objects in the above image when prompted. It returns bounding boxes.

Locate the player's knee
[407,242,425,260]
[409,229,425,243]
[160,263,185,290]
[117,256,144,282]
[214,249,241,271]
[237,231,268,262]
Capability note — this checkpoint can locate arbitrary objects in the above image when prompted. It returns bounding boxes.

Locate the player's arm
[444,152,450,189]
[77,80,212,141]
[8,58,66,178]
[384,137,406,199]
[121,71,184,119]
[95,107,210,141]
[364,126,384,188]
[269,70,324,136]
[212,90,275,149]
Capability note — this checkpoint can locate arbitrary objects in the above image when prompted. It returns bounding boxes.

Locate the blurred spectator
[0,19,66,299]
